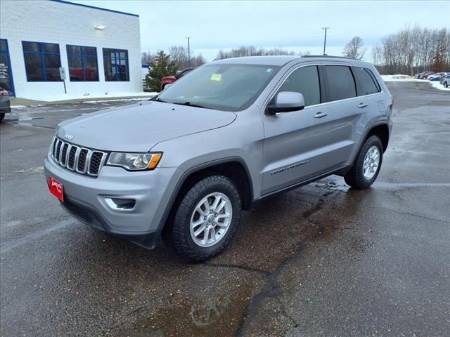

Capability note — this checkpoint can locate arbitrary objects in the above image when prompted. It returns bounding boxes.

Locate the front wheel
[345,136,383,189]
[171,175,242,261]
[0,113,5,123]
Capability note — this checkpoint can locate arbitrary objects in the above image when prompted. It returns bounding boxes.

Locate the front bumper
[44,155,177,237]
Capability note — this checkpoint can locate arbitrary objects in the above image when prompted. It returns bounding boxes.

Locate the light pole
[186,36,191,66]
[321,27,330,55]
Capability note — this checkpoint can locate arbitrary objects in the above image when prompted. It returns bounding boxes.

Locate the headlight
[106,152,162,171]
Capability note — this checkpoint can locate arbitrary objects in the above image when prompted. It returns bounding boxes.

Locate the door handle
[314,111,328,118]
[358,102,368,108]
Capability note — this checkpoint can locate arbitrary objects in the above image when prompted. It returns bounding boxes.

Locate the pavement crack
[204,262,270,276]
[235,195,332,336]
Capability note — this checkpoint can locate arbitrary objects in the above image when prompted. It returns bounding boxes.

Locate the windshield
[157,64,280,111]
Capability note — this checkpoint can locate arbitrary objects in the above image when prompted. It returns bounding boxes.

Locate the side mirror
[267,91,305,114]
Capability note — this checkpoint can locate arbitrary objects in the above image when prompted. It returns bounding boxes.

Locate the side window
[278,66,320,106]
[324,65,356,102]
[22,41,61,81]
[352,67,380,95]
[103,48,129,81]
[66,45,99,81]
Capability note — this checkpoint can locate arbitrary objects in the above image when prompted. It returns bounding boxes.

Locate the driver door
[261,65,349,195]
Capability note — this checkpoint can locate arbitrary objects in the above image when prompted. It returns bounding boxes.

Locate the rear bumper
[44,155,177,237]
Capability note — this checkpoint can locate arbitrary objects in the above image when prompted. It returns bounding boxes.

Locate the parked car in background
[442,75,449,88]
[417,71,434,79]
[439,73,449,85]
[160,68,194,91]
[427,73,444,81]
[0,84,11,123]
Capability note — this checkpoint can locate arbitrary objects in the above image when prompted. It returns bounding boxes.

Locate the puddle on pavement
[114,283,255,337]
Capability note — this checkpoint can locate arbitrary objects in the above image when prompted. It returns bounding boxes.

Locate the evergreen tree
[145,51,178,92]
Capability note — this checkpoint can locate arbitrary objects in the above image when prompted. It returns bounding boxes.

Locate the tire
[171,175,242,262]
[344,135,383,189]
[0,113,4,123]
[445,82,448,88]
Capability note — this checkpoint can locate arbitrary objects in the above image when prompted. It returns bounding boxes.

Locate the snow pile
[381,74,449,92]
[430,81,450,91]
[381,75,420,81]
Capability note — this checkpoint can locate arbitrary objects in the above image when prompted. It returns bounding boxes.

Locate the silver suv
[44,56,393,261]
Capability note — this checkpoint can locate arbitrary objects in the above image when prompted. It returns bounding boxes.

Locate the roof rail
[301,55,353,59]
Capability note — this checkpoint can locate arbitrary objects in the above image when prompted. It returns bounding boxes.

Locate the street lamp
[321,27,330,55]
[186,36,191,66]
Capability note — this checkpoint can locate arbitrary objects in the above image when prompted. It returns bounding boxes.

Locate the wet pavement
[1,82,449,337]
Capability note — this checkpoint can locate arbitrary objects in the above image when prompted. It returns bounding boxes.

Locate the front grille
[51,137,107,177]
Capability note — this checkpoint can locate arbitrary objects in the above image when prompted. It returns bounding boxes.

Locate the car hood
[57,101,237,152]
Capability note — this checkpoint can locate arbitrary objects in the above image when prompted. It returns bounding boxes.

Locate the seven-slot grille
[51,137,107,177]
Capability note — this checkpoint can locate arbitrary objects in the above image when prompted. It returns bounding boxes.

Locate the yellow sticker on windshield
[210,73,222,81]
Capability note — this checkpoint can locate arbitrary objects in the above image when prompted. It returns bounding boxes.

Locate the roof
[212,55,371,67]
[50,0,139,17]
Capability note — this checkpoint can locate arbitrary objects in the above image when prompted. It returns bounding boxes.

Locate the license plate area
[48,176,64,202]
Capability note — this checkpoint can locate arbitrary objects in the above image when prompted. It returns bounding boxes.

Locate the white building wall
[0,0,142,100]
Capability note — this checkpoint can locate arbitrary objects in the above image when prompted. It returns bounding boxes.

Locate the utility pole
[321,27,329,55]
[186,36,191,66]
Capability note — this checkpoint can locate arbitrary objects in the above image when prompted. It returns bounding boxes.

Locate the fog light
[104,197,135,210]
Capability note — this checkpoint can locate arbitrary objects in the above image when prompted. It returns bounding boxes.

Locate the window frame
[350,66,381,96]
[322,65,357,103]
[266,64,325,111]
[66,45,99,82]
[22,41,62,82]
[103,48,130,82]
[0,38,15,96]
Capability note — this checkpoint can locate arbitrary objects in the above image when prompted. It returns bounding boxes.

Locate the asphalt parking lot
[1,82,449,337]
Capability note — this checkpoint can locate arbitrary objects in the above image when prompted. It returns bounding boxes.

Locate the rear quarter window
[324,65,356,102]
[352,67,380,95]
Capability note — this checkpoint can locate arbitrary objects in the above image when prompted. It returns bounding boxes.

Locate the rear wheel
[445,82,448,88]
[345,136,383,189]
[171,175,241,261]
[0,113,4,123]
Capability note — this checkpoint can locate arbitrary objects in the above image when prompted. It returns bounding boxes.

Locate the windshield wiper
[172,101,209,109]
[151,96,168,103]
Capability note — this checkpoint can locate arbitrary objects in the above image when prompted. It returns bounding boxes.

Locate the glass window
[278,66,320,106]
[103,48,129,81]
[22,41,61,82]
[66,45,98,81]
[324,66,356,102]
[352,67,380,95]
[157,64,280,112]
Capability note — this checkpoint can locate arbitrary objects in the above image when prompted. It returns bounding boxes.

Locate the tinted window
[22,41,61,81]
[352,67,380,95]
[279,66,320,106]
[103,48,129,81]
[324,66,356,102]
[67,45,98,81]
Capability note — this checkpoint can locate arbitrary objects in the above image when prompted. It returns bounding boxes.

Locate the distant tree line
[372,26,449,74]
[215,46,302,59]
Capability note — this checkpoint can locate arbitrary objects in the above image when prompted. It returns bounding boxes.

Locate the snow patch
[381,74,450,92]
[381,74,422,81]
[430,81,450,91]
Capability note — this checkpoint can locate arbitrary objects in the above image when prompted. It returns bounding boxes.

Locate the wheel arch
[159,157,254,236]
[365,123,390,152]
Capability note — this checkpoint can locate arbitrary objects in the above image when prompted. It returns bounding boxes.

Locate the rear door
[261,64,358,195]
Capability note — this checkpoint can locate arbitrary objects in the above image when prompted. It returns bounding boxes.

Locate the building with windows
[0,0,142,101]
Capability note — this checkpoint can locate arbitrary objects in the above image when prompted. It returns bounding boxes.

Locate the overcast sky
[75,0,450,61]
